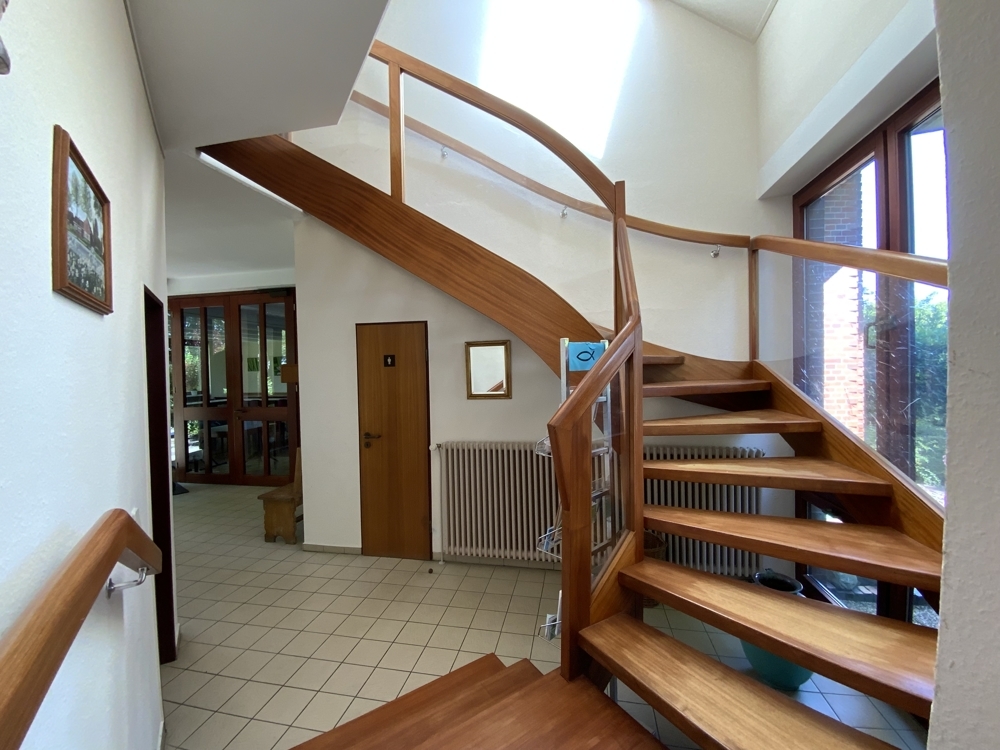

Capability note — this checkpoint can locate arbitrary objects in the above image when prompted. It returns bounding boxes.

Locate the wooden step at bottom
[643,457,893,496]
[643,379,771,398]
[644,506,941,591]
[644,354,685,366]
[620,559,937,717]
[581,614,897,750]
[643,409,822,436]
[295,654,527,749]
[411,670,663,749]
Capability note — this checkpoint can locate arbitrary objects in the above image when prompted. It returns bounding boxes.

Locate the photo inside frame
[65,154,106,301]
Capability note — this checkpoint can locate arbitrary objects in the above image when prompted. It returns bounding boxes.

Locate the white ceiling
[668,0,778,41]
[126,0,390,150]
[165,152,298,279]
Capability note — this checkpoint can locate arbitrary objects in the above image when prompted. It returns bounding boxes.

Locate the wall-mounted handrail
[0,509,162,750]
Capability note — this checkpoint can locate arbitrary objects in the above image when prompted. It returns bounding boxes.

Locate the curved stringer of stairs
[204,136,943,748]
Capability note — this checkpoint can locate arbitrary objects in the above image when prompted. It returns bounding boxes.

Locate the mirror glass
[466,341,511,399]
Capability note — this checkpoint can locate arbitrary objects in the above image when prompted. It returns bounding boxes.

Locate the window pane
[797,160,878,434]
[241,304,262,407]
[806,505,877,615]
[265,303,287,406]
[906,109,948,260]
[208,419,229,474]
[243,420,264,475]
[186,420,205,474]
[206,306,227,407]
[913,283,948,501]
[182,308,203,407]
[268,421,290,477]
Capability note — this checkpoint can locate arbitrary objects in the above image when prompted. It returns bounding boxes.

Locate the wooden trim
[388,62,404,202]
[464,340,512,399]
[369,40,616,211]
[0,510,161,750]
[51,125,114,315]
[624,214,750,249]
[590,532,637,624]
[202,137,600,375]
[748,247,759,360]
[751,235,947,288]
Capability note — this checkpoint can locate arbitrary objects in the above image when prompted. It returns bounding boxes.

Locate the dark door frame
[144,287,176,663]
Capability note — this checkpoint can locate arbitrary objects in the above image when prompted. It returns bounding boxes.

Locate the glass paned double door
[170,290,298,486]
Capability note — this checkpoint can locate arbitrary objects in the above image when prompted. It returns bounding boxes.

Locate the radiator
[440,442,558,562]
[644,445,763,578]
[440,441,763,576]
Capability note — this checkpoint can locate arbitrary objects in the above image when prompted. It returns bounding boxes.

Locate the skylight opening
[478,0,641,161]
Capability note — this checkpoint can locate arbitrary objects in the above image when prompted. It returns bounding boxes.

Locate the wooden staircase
[200,43,945,750]
[294,654,661,749]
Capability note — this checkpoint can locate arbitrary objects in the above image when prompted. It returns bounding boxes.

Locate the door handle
[363,432,381,440]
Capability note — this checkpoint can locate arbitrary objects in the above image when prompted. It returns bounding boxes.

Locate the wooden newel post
[388,61,405,202]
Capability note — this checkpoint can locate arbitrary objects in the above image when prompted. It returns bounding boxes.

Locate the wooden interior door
[169,289,299,487]
[357,322,431,559]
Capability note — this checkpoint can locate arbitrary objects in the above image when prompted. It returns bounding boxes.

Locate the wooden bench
[259,450,303,544]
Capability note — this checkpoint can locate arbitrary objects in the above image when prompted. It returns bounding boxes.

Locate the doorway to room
[168,289,299,487]
[356,321,432,560]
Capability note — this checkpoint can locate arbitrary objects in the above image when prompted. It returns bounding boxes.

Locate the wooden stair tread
[644,507,941,591]
[581,614,897,750]
[411,670,663,749]
[644,354,685,366]
[620,559,937,716]
[643,409,822,436]
[643,379,771,397]
[294,654,516,749]
[643,457,893,496]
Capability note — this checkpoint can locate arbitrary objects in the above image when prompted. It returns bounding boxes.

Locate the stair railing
[362,42,645,680]
[0,510,162,750]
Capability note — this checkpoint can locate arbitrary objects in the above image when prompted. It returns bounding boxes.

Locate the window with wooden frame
[793,84,946,626]
[793,81,948,505]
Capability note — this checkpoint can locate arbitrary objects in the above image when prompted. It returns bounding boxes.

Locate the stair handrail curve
[548,214,645,680]
[0,509,162,750]
[369,40,617,213]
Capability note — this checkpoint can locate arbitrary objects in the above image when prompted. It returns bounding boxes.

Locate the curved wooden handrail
[369,40,617,211]
[362,45,955,275]
[752,235,948,288]
[0,509,162,750]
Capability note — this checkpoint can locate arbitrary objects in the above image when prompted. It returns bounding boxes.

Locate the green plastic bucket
[739,569,814,690]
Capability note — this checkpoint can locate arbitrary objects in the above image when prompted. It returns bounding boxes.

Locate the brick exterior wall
[802,172,866,437]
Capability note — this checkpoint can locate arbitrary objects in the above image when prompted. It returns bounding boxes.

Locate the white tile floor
[162,484,928,750]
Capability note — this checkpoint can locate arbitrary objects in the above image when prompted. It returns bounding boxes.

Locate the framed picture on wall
[51,125,113,314]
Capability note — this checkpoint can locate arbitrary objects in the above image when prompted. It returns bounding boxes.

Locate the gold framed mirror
[465,340,512,399]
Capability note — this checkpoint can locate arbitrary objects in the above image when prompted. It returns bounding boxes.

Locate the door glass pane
[186,420,206,474]
[208,419,229,474]
[268,421,290,477]
[906,108,948,260]
[243,420,265,475]
[182,308,203,407]
[266,302,288,406]
[168,311,175,464]
[241,304,262,407]
[206,306,227,407]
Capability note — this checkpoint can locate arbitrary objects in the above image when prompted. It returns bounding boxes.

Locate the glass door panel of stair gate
[169,290,299,487]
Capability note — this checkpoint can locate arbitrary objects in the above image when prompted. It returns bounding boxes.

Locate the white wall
[295,217,560,552]
[758,0,910,163]
[295,0,790,363]
[757,0,939,197]
[927,0,1000,745]
[0,1,166,748]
